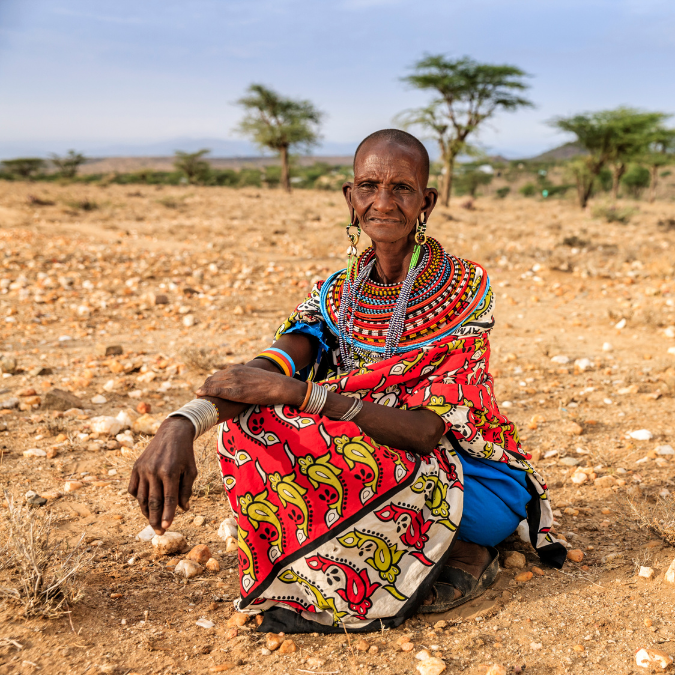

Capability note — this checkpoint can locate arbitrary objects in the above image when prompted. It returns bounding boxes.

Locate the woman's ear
[422,187,439,221]
[342,182,355,223]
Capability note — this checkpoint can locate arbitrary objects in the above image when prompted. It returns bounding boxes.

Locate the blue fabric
[280,321,330,381]
[455,450,531,547]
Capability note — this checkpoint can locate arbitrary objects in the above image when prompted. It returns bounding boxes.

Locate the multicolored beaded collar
[319,237,490,354]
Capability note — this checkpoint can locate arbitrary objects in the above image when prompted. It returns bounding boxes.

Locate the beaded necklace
[320,238,490,362]
[337,245,429,371]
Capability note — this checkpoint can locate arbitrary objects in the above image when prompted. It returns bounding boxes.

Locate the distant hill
[525,142,588,162]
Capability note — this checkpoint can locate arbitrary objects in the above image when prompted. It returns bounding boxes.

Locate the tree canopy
[174,149,211,184]
[1,158,45,179]
[551,108,669,206]
[235,84,323,192]
[398,55,532,206]
[50,150,87,179]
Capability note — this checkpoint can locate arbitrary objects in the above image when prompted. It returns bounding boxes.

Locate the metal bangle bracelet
[339,398,363,422]
[168,398,219,438]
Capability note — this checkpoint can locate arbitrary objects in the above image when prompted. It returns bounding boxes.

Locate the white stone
[636,648,673,669]
[23,448,47,457]
[136,525,156,541]
[133,414,161,435]
[152,531,186,555]
[574,358,593,371]
[551,355,570,364]
[182,314,196,328]
[615,318,627,330]
[602,342,613,351]
[416,649,432,661]
[638,566,654,579]
[225,536,238,553]
[665,558,675,583]
[501,401,513,408]
[218,517,238,541]
[116,410,134,429]
[664,326,675,339]
[103,379,116,392]
[116,430,134,448]
[91,394,107,405]
[668,346,675,356]
[629,429,653,441]
[195,618,215,629]
[175,559,202,579]
[90,416,123,436]
[656,445,675,456]
[416,657,446,675]
[570,470,588,484]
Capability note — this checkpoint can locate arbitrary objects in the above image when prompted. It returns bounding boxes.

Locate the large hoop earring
[415,215,427,245]
[346,219,361,280]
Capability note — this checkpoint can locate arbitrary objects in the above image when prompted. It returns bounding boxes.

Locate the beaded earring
[346,219,361,281]
[409,215,427,270]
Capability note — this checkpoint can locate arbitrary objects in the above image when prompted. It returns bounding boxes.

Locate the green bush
[454,169,493,197]
[496,186,510,199]
[597,168,612,192]
[621,165,650,198]
[519,183,536,197]
[238,168,262,188]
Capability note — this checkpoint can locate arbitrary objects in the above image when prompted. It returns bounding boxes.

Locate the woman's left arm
[196,366,444,456]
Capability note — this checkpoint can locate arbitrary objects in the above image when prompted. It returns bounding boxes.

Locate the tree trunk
[611,163,626,201]
[440,154,454,207]
[649,165,658,203]
[280,146,291,193]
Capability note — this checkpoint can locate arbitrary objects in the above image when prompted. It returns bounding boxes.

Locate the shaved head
[354,129,430,187]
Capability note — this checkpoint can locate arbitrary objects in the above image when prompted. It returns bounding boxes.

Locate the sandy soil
[1,182,675,675]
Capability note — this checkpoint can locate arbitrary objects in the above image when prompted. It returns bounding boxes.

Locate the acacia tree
[1,158,45,179]
[50,150,86,178]
[174,149,211,184]
[398,55,532,206]
[642,127,675,203]
[235,84,323,193]
[551,108,667,207]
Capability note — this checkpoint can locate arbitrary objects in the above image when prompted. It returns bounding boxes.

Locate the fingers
[178,468,197,513]
[147,475,165,534]
[128,466,140,497]
[161,475,179,532]
[135,476,150,521]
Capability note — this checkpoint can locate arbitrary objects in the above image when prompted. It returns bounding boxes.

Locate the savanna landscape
[0,178,675,675]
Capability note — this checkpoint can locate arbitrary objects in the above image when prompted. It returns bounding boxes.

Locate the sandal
[418,546,500,614]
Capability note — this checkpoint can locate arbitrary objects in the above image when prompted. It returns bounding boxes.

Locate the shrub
[622,165,651,198]
[496,186,511,199]
[519,183,536,197]
[238,168,262,187]
[592,203,636,224]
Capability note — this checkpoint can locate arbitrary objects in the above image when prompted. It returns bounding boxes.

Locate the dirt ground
[1,181,675,675]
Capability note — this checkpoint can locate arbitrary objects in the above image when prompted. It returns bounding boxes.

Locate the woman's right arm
[128,332,316,534]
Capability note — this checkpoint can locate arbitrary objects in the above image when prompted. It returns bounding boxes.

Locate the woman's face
[343,139,437,247]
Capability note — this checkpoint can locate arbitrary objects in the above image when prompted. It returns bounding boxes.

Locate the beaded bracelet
[254,347,296,377]
[168,398,219,438]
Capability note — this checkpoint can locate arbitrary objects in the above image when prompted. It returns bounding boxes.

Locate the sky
[1,0,675,159]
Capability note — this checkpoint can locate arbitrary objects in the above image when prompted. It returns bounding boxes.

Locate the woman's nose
[371,187,396,213]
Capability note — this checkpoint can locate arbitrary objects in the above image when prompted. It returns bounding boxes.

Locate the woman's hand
[195,364,306,407]
[128,416,197,534]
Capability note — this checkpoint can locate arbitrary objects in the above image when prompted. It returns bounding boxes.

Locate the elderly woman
[129,129,565,634]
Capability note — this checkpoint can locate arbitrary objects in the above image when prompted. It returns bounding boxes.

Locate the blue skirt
[456,450,531,547]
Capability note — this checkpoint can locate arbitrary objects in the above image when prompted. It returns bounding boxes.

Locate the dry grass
[191,428,223,498]
[0,493,92,618]
[627,496,675,546]
[179,346,228,373]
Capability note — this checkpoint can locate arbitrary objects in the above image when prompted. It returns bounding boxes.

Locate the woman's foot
[422,540,492,605]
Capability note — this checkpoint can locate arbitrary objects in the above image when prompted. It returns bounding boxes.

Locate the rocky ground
[0,181,675,675]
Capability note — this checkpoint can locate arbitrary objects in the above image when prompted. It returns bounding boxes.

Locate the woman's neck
[370,236,416,284]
